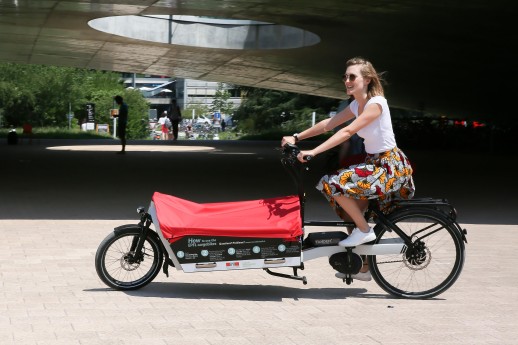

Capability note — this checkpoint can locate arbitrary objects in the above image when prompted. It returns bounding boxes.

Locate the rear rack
[393,197,458,220]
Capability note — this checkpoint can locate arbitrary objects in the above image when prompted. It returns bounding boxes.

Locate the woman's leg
[335,208,354,234]
[334,196,371,274]
[333,195,374,249]
[334,196,369,232]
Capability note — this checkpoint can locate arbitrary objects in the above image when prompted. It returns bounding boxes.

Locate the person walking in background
[158,111,169,140]
[168,99,182,141]
[114,95,128,154]
[281,56,415,281]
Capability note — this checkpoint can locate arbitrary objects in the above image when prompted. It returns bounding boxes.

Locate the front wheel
[95,227,164,290]
[369,208,465,299]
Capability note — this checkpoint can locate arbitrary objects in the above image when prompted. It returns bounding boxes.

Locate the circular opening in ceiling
[88,15,320,50]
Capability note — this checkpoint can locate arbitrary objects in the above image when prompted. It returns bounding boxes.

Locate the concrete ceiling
[0,0,516,121]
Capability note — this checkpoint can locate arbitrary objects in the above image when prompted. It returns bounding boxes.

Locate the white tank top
[350,96,396,154]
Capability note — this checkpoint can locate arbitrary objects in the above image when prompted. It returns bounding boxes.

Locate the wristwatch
[293,133,299,142]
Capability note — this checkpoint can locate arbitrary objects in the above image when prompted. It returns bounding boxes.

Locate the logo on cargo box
[226,262,240,267]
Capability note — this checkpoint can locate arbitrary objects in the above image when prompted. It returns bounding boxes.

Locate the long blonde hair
[346,57,385,98]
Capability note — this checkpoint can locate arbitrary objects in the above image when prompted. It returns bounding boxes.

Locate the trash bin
[7,129,18,145]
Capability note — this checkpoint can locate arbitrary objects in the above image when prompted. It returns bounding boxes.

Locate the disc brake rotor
[120,251,141,271]
[404,244,431,271]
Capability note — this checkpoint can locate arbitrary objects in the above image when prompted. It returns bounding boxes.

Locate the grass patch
[216,130,241,140]
[0,127,115,139]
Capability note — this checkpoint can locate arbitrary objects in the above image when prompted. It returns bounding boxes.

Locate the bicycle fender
[114,224,140,233]
[389,207,467,246]
[113,223,163,249]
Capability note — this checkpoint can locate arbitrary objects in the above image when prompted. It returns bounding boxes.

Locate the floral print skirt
[316,147,415,214]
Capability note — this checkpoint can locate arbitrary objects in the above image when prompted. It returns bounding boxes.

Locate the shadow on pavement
[86,282,375,301]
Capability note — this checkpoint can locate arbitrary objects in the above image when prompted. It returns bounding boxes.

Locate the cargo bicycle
[95,143,467,299]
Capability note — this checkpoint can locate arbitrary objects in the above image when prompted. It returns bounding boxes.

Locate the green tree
[0,81,36,126]
[30,66,84,126]
[210,83,234,116]
[233,87,338,134]
[0,63,150,138]
[184,103,210,119]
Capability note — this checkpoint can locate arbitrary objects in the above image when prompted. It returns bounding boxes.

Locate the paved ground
[0,139,517,344]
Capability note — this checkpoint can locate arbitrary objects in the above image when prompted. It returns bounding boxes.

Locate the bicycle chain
[377,259,404,264]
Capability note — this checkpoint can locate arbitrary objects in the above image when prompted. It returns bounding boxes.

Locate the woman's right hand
[298,150,315,163]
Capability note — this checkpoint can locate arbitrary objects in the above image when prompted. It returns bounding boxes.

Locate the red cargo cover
[152,192,303,243]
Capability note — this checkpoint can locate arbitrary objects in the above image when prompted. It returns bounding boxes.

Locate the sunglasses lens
[342,74,357,82]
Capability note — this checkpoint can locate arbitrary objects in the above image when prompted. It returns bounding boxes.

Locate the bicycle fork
[129,207,153,262]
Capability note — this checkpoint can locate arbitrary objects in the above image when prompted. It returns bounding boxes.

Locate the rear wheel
[95,228,163,290]
[369,208,465,299]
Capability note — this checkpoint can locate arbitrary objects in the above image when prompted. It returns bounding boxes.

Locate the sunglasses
[342,73,358,82]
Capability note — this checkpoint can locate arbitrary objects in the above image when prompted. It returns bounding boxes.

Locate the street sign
[86,103,95,122]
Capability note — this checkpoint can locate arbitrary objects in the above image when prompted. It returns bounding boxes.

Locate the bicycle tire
[369,207,465,299]
[95,227,164,290]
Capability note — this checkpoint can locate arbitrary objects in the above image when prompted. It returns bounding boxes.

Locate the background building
[122,73,242,120]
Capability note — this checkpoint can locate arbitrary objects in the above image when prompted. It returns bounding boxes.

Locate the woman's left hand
[281,136,296,147]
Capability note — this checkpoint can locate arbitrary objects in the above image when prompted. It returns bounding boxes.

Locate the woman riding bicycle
[281,56,415,281]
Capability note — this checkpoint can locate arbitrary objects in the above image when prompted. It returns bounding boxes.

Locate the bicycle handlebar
[281,143,313,162]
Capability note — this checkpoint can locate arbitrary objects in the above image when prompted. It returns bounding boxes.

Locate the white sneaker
[338,227,375,247]
[335,272,346,279]
[352,271,372,281]
[335,271,372,281]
